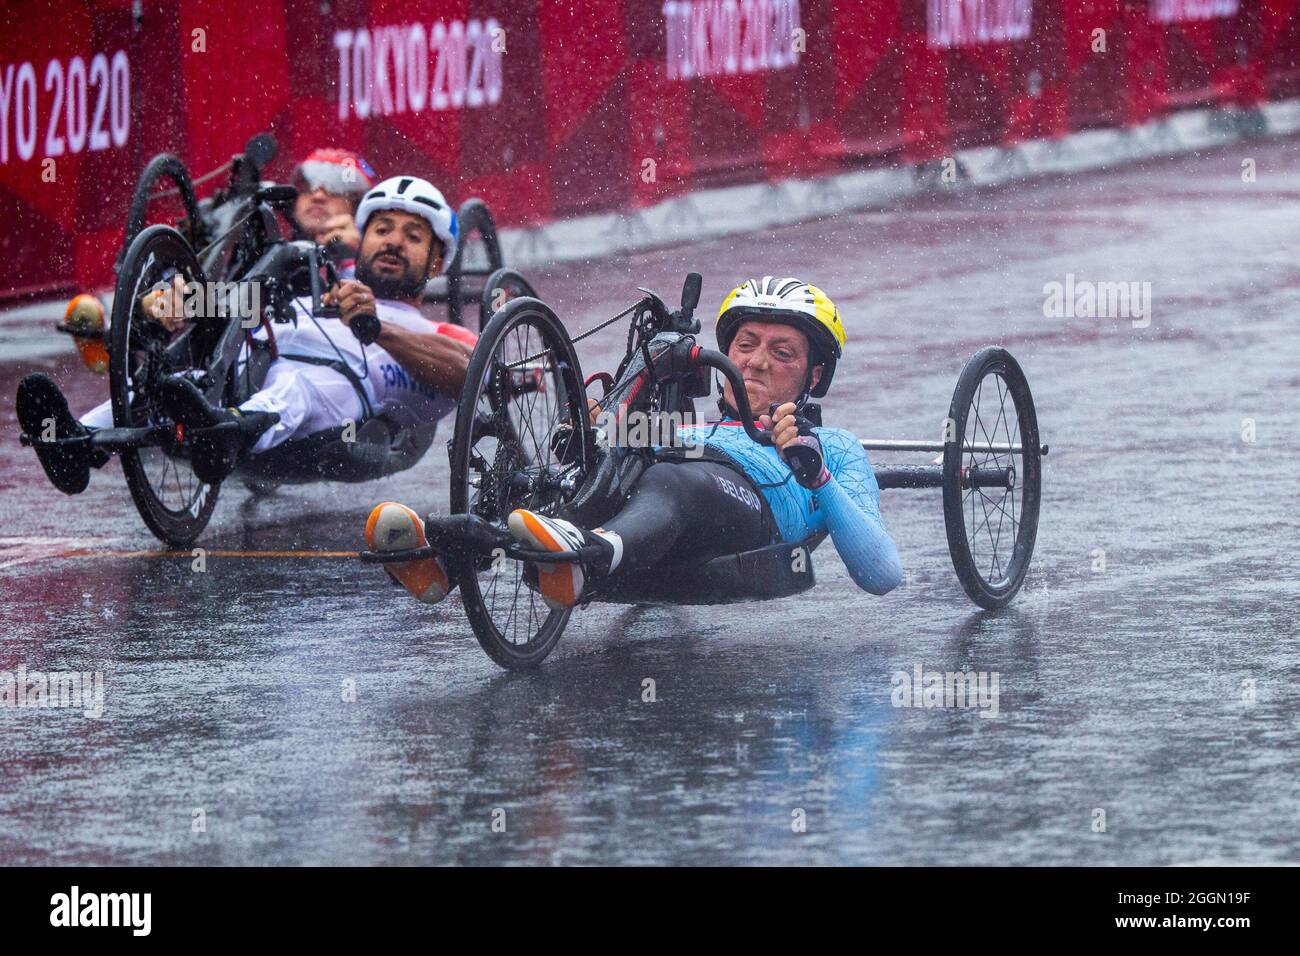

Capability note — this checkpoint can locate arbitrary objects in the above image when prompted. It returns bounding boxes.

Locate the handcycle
[28,135,535,546]
[359,273,1048,670]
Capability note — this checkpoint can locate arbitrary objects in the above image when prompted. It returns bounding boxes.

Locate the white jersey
[79,295,466,459]
[255,297,458,425]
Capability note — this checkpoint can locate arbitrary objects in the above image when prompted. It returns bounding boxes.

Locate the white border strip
[3,99,1298,340]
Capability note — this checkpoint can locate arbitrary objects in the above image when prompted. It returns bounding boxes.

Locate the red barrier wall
[1,0,1296,303]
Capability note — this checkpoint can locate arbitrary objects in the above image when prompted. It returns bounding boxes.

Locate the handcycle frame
[372,277,836,605]
[70,194,335,460]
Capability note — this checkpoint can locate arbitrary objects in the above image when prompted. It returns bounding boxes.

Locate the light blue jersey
[675,420,904,595]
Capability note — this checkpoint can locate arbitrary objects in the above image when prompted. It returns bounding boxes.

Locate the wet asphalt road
[1,137,1298,865]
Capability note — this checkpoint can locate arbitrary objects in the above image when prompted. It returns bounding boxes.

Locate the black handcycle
[360,274,1047,669]
[30,135,532,546]
[116,133,510,330]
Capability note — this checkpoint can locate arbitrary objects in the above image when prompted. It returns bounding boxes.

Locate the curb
[4,99,1297,351]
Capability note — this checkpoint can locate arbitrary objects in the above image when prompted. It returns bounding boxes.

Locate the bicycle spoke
[962,370,1025,587]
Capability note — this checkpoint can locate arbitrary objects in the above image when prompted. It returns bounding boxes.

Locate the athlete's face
[355,210,444,301]
[294,187,354,238]
[723,321,823,416]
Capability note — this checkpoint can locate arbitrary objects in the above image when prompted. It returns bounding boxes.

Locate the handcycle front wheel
[942,346,1042,609]
[110,225,220,546]
[449,297,593,669]
[120,153,205,271]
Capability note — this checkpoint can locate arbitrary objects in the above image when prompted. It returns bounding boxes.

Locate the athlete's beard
[356,249,429,301]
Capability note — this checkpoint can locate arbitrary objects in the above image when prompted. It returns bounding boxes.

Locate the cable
[146,160,234,201]
[303,301,369,383]
[195,208,257,259]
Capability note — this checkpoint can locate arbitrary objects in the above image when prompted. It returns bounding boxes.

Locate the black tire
[120,154,205,271]
[479,268,538,329]
[449,297,593,669]
[942,347,1042,609]
[110,225,220,546]
[446,198,503,330]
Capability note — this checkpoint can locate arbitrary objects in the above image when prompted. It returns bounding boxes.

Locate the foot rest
[424,513,512,557]
[358,545,438,564]
[19,431,91,448]
[422,512,605,564]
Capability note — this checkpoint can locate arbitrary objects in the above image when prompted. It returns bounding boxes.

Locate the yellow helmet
[715,277,846,397]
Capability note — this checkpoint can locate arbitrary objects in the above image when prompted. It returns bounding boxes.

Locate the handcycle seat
[232,340,442,484]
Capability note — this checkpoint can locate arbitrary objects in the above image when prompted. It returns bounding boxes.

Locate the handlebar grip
[255,185,299,207]
[351,311,380,346]
[685,345,826,485]
[765,400,825,487]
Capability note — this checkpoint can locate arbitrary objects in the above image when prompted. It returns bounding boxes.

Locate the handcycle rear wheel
[942,347,1042,608]
[445,198,503,331]
[449,297,593,669]
[110,225,220,546]
[479,267,538,329]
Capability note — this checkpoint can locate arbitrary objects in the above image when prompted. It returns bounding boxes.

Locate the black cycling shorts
[600,458,776,575]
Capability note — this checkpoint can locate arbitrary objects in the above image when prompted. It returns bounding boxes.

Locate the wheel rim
[446,201,502,329]
[457,306,588,656]
[943,348,1041,607]
[961,368,1023,591]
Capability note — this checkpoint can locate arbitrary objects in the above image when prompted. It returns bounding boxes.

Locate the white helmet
[355,176,458,272]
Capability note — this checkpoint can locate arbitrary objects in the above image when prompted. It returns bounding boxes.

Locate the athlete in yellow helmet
[714,276,846,400]
[373,275,903,613]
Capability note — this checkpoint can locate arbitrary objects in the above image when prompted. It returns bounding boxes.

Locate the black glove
[770,403,827,489]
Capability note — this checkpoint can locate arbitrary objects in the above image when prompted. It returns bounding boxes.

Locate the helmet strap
[715,374,739,420]
[796,364,817,406]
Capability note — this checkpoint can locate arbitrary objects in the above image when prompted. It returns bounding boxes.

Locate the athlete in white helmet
[17,175,476,492]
